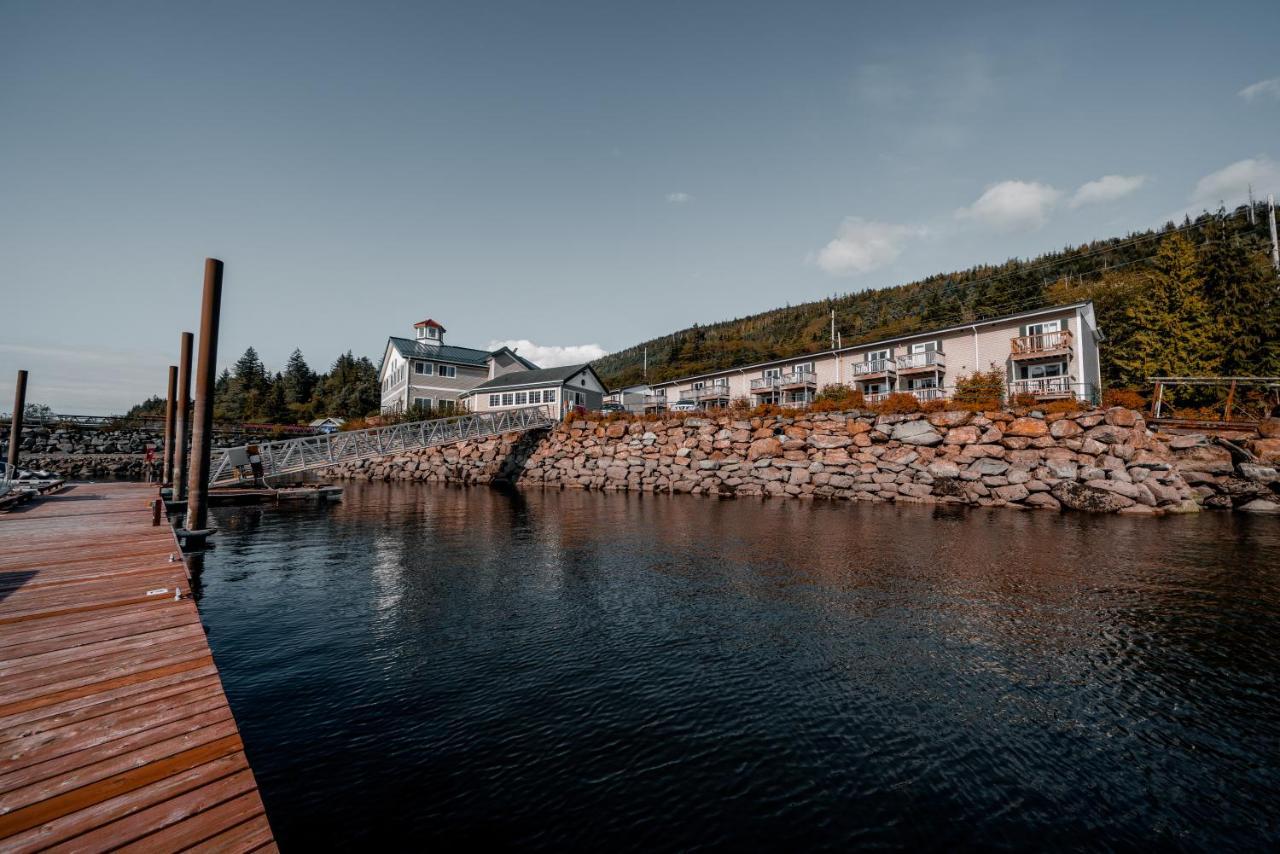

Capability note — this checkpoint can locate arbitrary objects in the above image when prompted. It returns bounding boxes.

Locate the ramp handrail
[209,406,556,486]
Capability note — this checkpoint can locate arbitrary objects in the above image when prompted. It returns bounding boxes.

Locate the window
[1019,362,1066,379]
[865,381,888,394]
[489,394,500,407]
[1025,320,1061,336]
[502,393,514,406]
[515,391,527,405]
[438,364,457,378]
[907,377,937,390]
[439,400,456,414]
[908,341,939,354]
[794,362,815,374]
[693,381,705,390]
[763,368,781,378]
[528,390,541,403]
[415,361,432,375]
[579,378,586,386]
[544,389,557,403]
[413,396,432,411]
[867,349,890,362]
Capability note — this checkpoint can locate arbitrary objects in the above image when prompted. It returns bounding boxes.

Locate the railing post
[185,259,224,534]
[6,369,28,474]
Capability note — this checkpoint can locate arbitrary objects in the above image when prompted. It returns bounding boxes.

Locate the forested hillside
[593,206,1280,394]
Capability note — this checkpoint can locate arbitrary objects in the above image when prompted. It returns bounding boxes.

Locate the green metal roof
[387,337,526,368]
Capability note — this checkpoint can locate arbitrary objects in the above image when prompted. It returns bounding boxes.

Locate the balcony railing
[897,351,945,372]
[904,386,947,401]
[642,394,668,406]
[852,358,896,377]
[690,384,732,400]
[864,391,893,403]
[750,370,817,390]
[1009,376,1080,398]
[1010,329,1073,356]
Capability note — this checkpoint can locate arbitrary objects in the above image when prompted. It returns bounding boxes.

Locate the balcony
[904,386,947,401]
[690,384,732,401]
[864,391,893,404]
[642,394,668,409]
[896,351,945,374]
[750,370,817,391]
[852,358,896,380]
[1010,329,1073,359]
[1009,376,1080,399]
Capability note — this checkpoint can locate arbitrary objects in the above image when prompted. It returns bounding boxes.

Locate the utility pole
[643,346,648,381]
[1269,195,1279,275]
[1248,184,1256,225]
[830,309,836,350]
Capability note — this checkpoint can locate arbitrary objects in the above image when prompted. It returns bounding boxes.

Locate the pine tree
[282,348,316,407]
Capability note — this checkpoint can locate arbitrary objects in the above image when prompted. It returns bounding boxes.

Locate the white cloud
[665,192,692,204]
[1189,156,1280,208]
[488,340,607,368]
[810,218,924,277]
[1238,78,1280,102]
[1068,174,1147,208]
[955,180,1061,231]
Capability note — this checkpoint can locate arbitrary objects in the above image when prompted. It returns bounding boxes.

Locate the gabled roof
[464,364,600,394]
[387,337,492,366]
[489,345,540,371]
[413,318,446,330]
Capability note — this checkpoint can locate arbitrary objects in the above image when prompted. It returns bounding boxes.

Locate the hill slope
[592,206,1280,392]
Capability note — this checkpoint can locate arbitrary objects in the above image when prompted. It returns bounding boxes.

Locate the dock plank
[0,484,274,850]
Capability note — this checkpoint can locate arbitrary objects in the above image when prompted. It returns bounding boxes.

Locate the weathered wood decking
[0,483,274,852]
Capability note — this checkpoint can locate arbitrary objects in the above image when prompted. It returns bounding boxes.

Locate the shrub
[1042,399,1080,414]
[1011,392,1039,408]
[1102,387,1145,410]
[872,392,921,415]
[953,365,1005,406]
[812,384,865,412]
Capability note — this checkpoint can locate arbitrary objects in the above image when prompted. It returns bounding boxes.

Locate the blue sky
[2,0,1278,412]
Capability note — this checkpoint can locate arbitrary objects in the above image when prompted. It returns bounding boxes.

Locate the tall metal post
[6,370,28,472]
[185,259,223,533]
[174,332,194,500]
[162,365,178,484]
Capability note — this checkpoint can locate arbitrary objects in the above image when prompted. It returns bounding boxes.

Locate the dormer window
[417,326,440,341]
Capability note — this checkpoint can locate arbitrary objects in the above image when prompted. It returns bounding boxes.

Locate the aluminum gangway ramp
[209,406,555,486]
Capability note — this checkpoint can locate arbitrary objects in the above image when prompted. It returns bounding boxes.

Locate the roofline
[461,364,602,396]
[649,301,1093,387]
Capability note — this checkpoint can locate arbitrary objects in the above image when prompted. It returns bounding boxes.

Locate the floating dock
[0,483,275,851]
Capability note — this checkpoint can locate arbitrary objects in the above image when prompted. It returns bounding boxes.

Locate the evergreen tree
[282,348,316,407]
[1111,234,1213,384]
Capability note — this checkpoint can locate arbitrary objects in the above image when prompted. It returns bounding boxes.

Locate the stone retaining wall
[325,407,1280,516]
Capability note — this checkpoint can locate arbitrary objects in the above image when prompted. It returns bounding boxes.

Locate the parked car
[600,402,626,414]
[669,399,698,412]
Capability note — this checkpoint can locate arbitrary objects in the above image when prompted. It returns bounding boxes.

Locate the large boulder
[747,437,783,461]
[1049,419,1083,439]
[1051,481,1136,512]
[1249,439,1280,464]
[808,433,852,449]
[1239,499,1280,514]
[1172,445,1234,475]
[1005,417,1049,438]
[927,410,972,428]
[944,425,980,445]
[1085,424,1131,445]
[1258,418,1280,439]
[891,420,943,446]
[1104,407,1138,428]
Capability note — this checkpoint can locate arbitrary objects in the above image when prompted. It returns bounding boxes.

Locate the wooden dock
[0,483,275,852]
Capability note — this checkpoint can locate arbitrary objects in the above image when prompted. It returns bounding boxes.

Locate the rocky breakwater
[1163,416,1280,515]
[327,406,1280,516]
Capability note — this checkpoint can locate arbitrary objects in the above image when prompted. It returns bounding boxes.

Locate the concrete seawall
[323,407,1280,516]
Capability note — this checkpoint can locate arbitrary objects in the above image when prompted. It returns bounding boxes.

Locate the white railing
[852,358,895,376]
[750,370,817,390]
[0,463,13,497]
[864,391,893,403]
[905,387,947,401]
[897,351,945,371]
[208,406,556,486]
[1009,377,1079,397]
[690,384,732,400]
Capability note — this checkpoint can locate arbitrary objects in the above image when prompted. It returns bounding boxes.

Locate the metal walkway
[208,406,556,486]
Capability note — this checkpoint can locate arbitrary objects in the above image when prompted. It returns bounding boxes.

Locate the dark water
[194,483,1280,851]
